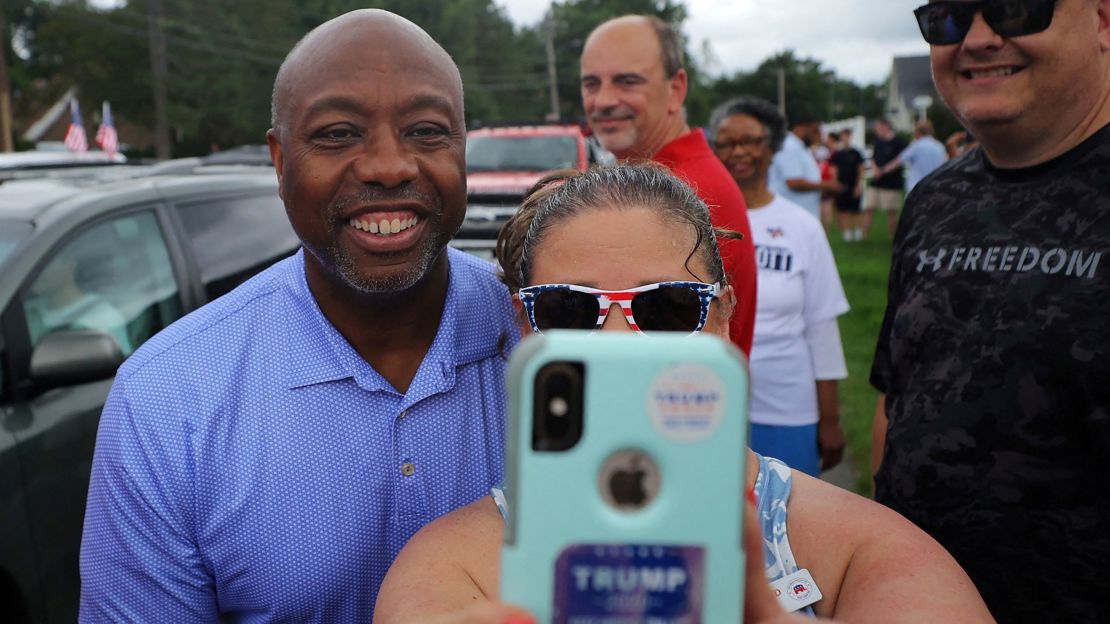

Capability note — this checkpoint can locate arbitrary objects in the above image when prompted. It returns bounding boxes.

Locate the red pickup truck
[455,125,611,259]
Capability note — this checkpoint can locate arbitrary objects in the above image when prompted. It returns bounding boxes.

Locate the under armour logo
[916,249,947,272]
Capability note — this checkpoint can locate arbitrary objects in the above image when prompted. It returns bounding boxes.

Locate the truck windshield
[0,221,32,268]
[466,136,578,173]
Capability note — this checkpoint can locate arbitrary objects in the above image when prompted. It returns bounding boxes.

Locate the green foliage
[9,0,894,156]
[3,0,43,94]
[826,210,895,495]
[12,0,542,154]
[691,50,887,128]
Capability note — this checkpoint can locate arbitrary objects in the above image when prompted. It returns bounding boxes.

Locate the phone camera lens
[532,361,584,452]
[549,397,569,417]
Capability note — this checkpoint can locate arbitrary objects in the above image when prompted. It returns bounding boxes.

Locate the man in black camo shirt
[871,0,1110,621]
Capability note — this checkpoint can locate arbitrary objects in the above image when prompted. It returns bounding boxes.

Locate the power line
[96,5,295,57]
[55,9,286,67]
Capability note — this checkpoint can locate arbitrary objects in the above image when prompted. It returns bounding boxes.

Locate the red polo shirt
[654,128,756,356]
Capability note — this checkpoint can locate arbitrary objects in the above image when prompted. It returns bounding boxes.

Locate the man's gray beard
[318,186,451,294]
[320,218,448,295]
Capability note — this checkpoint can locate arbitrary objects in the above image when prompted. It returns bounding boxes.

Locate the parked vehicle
[455,125,611,259]
[0,151,129,185]
[0,169,298,623]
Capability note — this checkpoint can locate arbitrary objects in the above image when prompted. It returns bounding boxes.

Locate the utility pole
[826,74,836,121]
[776,67,786,119]
[544,11,560,123]
[146,0,171,159]
[0,10,14,152]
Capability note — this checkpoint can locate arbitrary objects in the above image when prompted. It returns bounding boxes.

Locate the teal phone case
[501,331,748,623]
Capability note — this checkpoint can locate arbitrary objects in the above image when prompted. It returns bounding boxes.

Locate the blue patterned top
[754,453,814,616]
[80,248,519,622]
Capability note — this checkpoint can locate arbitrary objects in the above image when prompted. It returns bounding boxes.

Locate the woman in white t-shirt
[710,97,850,476]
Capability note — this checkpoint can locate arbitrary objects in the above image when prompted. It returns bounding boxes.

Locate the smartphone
[501,331,748,623]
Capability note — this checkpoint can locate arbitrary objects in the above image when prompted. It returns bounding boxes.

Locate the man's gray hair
[646,16,685,78]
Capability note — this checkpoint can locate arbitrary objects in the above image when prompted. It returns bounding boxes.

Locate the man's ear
[668,68,688,114]
[266,128,285,199]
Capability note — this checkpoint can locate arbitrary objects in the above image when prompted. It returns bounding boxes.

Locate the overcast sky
[501,0,930,85]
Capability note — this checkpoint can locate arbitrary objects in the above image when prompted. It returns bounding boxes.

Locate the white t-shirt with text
[748,195,849,426]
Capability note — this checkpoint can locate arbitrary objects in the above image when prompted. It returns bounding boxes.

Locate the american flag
[96,101,119,157]
[63,99,88,153]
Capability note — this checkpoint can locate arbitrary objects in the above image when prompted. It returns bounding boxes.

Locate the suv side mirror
[30,329,124,389]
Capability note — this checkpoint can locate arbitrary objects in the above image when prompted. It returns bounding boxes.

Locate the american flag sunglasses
[517,281,721,334]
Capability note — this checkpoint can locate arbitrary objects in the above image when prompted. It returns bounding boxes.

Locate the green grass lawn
[826,212,896,494]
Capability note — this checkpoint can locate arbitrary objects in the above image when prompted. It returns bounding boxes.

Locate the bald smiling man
[79,10,518,621]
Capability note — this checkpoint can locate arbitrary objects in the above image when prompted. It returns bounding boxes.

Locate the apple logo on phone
[610,464,646,506]
[600,450,660,512]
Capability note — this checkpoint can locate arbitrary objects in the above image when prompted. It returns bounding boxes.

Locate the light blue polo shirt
[80,248,519,622]
[769,132,823,219]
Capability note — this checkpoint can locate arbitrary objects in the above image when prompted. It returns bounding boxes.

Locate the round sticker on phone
[647,363,726,443]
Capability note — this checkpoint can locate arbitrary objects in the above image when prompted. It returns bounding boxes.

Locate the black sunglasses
[913,0,1057,45]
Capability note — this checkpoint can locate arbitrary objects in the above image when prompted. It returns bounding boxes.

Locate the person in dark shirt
[863,118,907,240]
[828,129,865,242]
[871,0,1110,620]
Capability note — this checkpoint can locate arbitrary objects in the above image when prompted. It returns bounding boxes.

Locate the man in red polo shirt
[580,14,757,356]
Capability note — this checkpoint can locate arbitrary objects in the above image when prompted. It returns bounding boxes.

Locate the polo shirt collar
[282,248,504,399]
[653,128,708,167]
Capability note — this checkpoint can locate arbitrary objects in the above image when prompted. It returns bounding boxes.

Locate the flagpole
[64,98,88,153]
[96,100,119,157]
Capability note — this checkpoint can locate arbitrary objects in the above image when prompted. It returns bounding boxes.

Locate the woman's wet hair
[496,162,739,293]
[707,96,787,154]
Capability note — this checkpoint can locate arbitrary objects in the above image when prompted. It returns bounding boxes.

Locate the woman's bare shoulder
[374,497,505,623]
[787,473,994,622]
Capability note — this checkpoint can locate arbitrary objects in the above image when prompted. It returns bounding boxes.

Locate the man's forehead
[278,19,461,116]
[581,19,663,76]
[291,21,448,80]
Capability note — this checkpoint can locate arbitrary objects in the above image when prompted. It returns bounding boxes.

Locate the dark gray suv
[0,169,300,622]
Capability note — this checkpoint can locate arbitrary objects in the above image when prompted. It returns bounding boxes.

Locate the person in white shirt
[879,120,949,192]
[711,96,850,476]
[767,115,842,220]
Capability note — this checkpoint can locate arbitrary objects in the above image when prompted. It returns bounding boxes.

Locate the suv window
[21,211,182,357]
[0,220,33,267]
[466,135,579,172]
[174,193,299,300]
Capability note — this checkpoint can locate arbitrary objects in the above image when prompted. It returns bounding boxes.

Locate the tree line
[3,0,889,158]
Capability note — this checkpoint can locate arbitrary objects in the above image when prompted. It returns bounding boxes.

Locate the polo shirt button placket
[395,409,411,477]
[396,407,421,523]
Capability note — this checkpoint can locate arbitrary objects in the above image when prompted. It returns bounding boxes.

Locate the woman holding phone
[373,164,992,624]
